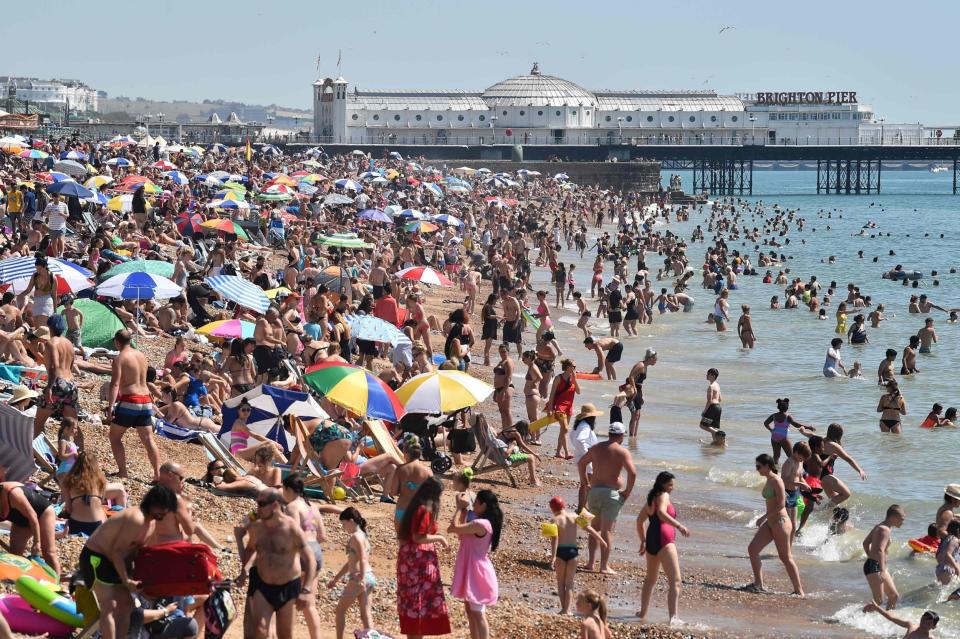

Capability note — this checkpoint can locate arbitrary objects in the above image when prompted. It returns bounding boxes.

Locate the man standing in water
[699,368,725,445]
[583,336,623,380]
[576,422,636,574]
[862,504,905,610]
[237,488,316,639]
[917,317,938,354]
[107,329,161,481]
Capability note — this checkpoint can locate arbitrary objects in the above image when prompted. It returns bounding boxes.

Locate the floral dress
[396,506,451,636]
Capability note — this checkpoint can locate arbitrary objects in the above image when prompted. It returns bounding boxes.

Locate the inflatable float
[908,535,940,554]
[15,575,85,628]
[529,412,562,433]
[575,372,602,381]
[0,552,57,582]
[0,594,73,637]
[521,307,541,330]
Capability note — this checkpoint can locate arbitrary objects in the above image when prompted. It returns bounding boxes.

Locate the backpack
[133,541,221,597]
[204,586,237,639]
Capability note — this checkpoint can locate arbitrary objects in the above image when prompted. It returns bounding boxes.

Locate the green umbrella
[101,259,176,281]
[256,192,293,202]
[315,235,372,249]
[55,299,126,349]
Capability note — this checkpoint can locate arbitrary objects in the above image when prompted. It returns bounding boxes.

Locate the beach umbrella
[484,196,519,208]
[106,193,137,212]
[517,169,541,177]
[315,234,372,249]
[219,385,328,454]
[0,402,36,482]
[204,275,270,313]
[19,149,48,160]
[213,189,245,201]
[389,151,404,160]
[300,173,327,183]
[208,170,230,181]
[346,314,405,345]
[0,256,92,284]
[84,175,113,189]
[383,169,400,180]
[174,214,205,235]
[298,182,319,195]
[407,162,423,172]
[323,193,353,206]
[483,176,511,188]
[52,299,124,348]
[432,213,463,228]
[261,145,282,156]
[0,137,24,152]
[209,143,228,154]
[206,199,251,212]
[162,170,189,185]
[83,190,109,206]
[201,218,249,240]
[257,192,293,202]
[447,184,471,194]
[370,176,389,186]
[101,259,175,280]
[110,135,136,145]
[35,171,72,183]
[358,209,393,224]
[151,160,177,170]
[423,183,443,198]
[264,184,295,194]
[96,272,182,300]
[359,171,381,180]
[303,363,405,422]
[334,179,362,191]
[105,157,134,167]
[553,172,569,181]
[396,370,494,414]
[45,180,94,199]
[396,209,425,220]
[394,265,454,286]
[475,167,491,174]
[197,319,256,340]
[404,221,440,234]
[264,286,292,299]
[266,175,297,188]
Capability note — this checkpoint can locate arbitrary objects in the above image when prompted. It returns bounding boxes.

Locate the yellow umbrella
[265,287,292,299]
[396,370,494,413]
[384,169,399,180]
[84,176,113,189]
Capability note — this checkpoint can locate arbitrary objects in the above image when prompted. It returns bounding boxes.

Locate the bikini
[761,483,787,527]
[346,531,377,591]
[395,480,422,521]
[67,494,105,536]
[493,362,513,396]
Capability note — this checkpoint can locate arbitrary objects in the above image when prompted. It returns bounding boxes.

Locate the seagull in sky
[719,25,735,34]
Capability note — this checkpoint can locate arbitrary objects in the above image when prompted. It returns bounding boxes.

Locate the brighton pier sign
[755,91,858,105]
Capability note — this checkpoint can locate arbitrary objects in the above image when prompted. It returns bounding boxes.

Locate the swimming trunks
[79,547,123,587]
[556,545,579,562]
[920,346,932,354]
[785,488,800,509]
[863,558,882,575]
[606,341,624,364]
[248,567,301,611]
[68,518,103,536]
[502,320,521,344]
[700,404,722,429]
[37,377,78,415]
[113,394,154,428]
[587,486,624,522]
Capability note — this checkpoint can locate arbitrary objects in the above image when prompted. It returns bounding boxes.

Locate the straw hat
[946,484,960,501]
[33,327,51,341]
[8,385,38,405]
[574,403,604,421]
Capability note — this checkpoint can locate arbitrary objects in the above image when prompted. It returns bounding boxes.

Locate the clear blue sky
[2,0,956,123]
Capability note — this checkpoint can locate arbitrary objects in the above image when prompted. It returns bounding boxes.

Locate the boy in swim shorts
[548,496,605,615]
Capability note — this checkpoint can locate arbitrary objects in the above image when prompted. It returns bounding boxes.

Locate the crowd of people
[0,131,954,639]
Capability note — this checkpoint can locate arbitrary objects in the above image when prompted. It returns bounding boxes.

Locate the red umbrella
[175,214,205,234]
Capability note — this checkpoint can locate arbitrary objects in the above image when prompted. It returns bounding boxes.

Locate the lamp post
[749,114,757,145]
[880,117,885,146]
[490,115,498,144]
[617,116,624,143]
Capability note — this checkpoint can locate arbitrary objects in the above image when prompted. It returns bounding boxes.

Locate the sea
[521,169,960,637]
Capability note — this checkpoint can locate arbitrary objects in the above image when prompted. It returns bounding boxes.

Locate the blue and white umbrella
[447,184,471,193]
[298,182,319,195]
[475,167,491,174]
[46,180,94,198]
[83,190,109,206]
[0,256,92,283]
[261,145,282,156]
[205,275,271,314]
[334,178,362,191]
[192,174,209,183]
[59,150,87,161]
[209,143,228,154]
[219,385,328,454]
[483,176,512,188]
[45,171,73,183]
[96,272,182,300]
[106,157,134,167]
[359,171,381,180]
[358,209,394,224]
[206,198,250,210]
[324,193,354,206]
[396,209,425,220]
[553,172,569,181]
[162,170,189,185]
[347,314,405,346]
[423,183,443,198]
[432,213,463,228]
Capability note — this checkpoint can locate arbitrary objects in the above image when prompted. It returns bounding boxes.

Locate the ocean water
[521,169,960,636]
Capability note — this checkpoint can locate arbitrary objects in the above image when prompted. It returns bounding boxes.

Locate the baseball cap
[608,422,626,436]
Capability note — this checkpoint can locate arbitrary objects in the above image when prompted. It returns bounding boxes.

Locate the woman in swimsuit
[0,467,60,577]
[223,337,257,397]
[389,438,433,531]
[328,507,376,639]
[534,331,561,398]
[534,290,553,341]
[22,256,57,329]
[591,256,604,298]
[492,343,515,432]
[636,472,689,624]
[877,381,907,434]
[406,293,433,356]
[228,399,288,463]
[545,359,580,460]
[747,454,804,596]
[521,350,544,435]
[819,423,867,508]
[626,348,657,438]
[622,286,640,336]
[60,451,107,537]
[158,386,218,433]
[480,294,499,366]
[762,398,815,463]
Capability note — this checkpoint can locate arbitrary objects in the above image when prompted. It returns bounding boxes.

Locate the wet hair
[909,335,920,347]
[946,407,957,421]
[932,403,943,414]
[474,489,503,551]
[792,440,811,458]
[830,337,843,348]
[583,337,595,345]
[826,423,843,441]
[776,398,790,412]
[755,453,778,474]
[646,471,675,507]
[706,367,719,379]
[448,308,466,324]
[339,506,368,533]
[921,610,940,627]
[560,358,575,371]
[578,589,608,622]
[140,485,178,515]
[398,477,443,542]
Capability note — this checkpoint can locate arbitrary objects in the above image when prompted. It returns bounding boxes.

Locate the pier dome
[482,63,597,108]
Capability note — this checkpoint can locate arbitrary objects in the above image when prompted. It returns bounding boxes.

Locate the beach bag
[204,586,237,639]
[133,541,221,597]
[449,428,476,454]
[355,630,396,639]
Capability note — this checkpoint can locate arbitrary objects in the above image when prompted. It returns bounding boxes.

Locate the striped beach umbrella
[303,363,405,422]
[404,221,440,234]
[101,259,175,280]
[423,183,443,198]
[96,272,182,300]
[201,218,249,240]
[197,319,256,340]
[162,170,189,185]
[334,178,361,191]
[35,172,72,183]
[432,213,463,228]
[396,209,425,220]
[394,265,454,286]
[0,256,92,283]
[59,150,87,161]
[346,314,405,345]
[151,160,177,170]
[358,209,393,224]
[106,157,134,167]
[84,175,113,189]
[19,149,48,160]
[396,370,494,413]
[204,275,270,313]
[174,214,204,235]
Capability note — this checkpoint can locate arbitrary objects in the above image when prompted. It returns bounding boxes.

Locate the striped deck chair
[0,404,38,484]
[196,432,246,478]
[470,416,518,488]
[31,435,59,489]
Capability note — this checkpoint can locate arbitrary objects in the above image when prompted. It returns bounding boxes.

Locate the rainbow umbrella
[197,319,256,340]
[404,221,440,234]
[175,213,204,234]
[201,218,249,240]
[19,149,48,160]
[303,363,405,422]
[396,370,494,413]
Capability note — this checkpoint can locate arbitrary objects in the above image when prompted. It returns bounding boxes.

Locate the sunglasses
[239,406,251,412]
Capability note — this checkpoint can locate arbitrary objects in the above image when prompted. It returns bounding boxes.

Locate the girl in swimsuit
[534,290,553,340]
[747,454,804,596]
[327,507,376,639]
[228,399,287,463]
[576,590,613,639]
[762,398,815,463]
[60,451,107,537]
[546,359,579,460]
[591,257,604,299]
[877,382,907,434]
[636,472,689,624]
[492,344,515,432]
[406,294,432,356]
[818,423,867,509]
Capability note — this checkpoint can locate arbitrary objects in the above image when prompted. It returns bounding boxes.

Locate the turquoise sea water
[523,169,960,636]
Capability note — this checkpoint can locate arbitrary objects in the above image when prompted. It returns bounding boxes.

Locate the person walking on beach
[862,504,905,609]
[448,489,502,639]
[699,368,724,445]
[33,313,79,437]
[862,603,938,639]
[781,441,813,544]
[547,496,605,615]
[327,507,376,639]
[577,422,636,574]
[545,359,579,460]
[625,348,657,437]
[107,329,161,481]
[747,454,804,596]
[636,471,690,625]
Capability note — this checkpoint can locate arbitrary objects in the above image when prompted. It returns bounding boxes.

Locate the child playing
[935,520,960,586]
[61,294,83,351]
[56,417,80,490]
[566,265,577,301]
[548,496,605,615]
[781,440,812,544]
[921,403,944,428]
[577,590,613,639]
[762,398,816,463]
[451,468,476,515]
[574,291,591,339]
[326,507,375,639]
[848,361,863,379]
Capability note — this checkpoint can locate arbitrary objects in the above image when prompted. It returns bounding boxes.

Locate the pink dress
[450,518,498,607]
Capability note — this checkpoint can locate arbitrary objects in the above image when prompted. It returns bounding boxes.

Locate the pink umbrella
[394,266,454,286]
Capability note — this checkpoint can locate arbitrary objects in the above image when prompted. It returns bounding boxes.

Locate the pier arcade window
[457,115,464,121]
[503,111,508,116]
[605,115,612,122]
[416,115,422,121]
[479,115,485,121]
[647,116,654,122]
[373,114,379,120]
[538,110,543,116]
[351,114,358,120]
[668,116,675,122]
[520,111,525,116]
[711,115,717,122]
[556,110,561,116]
[626,116,632,122]
[394,114,401,121]
[436,115,443,121]
[731,116,739,122]
[689,116,695,122]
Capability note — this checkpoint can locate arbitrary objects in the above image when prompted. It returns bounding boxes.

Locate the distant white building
[0,76,99,112]
[313,64,923,145]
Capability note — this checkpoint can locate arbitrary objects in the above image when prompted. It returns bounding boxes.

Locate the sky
[2,0,957,124]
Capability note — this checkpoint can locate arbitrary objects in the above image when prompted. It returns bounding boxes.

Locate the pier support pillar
[817,159,880,194]
[692,158,752,196]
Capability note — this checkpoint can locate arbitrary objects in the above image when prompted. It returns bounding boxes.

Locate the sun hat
[8,385,39,404]
[946,484,960,501]
[574,403,604,421]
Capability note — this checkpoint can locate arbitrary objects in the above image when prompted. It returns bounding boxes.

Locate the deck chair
[31,435,59,489]
[267,219,285,246]
[286,415,342,497]
[470,417,518,488]
[0,403,38,484]
[81,210,98,235]
[197,432,246,478]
